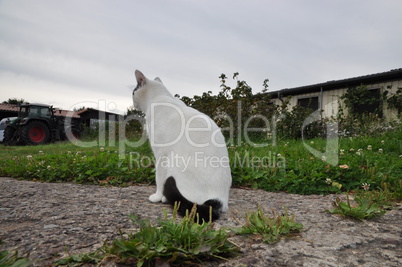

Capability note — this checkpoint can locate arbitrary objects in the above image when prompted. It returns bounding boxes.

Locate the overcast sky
[1,0,401,114]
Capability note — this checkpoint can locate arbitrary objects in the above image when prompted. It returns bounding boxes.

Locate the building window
[352,88,381,116]
[297,96,319,110]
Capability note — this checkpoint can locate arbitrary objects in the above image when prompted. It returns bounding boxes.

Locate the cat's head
[132,70,169,112]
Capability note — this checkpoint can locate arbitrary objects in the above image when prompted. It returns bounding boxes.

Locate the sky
[1,0,401,115]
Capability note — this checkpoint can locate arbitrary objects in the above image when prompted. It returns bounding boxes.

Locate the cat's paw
[162,196,168,203]
[149,193,163,203]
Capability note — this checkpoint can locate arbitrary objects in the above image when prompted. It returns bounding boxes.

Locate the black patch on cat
[133,83,141,94]
[163,176,222,222]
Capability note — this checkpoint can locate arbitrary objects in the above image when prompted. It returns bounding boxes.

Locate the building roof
[0,103,19,112]
[269,68,402,98]
[77,107,124,119]
[53,108,80,118]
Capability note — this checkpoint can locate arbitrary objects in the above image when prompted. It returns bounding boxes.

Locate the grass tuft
[326,190,393,220]
[232,205,303,244]
[0,250,31,267]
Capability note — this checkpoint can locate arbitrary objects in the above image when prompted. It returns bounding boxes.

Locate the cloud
[0,0,401,113]
[0,71,132,113]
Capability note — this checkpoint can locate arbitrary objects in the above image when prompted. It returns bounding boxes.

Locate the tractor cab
[19,104,52,119]
[17,103,54,122]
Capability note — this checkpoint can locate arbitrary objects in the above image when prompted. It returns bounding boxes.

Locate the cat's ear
[135,70,146,87]
[154,77,163,83]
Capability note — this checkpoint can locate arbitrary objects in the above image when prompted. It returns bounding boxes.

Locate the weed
[55,203,238,266]
[0,250,31,267]
[232,205,303,244]
[326,190,389,220]
[54,251,101,266]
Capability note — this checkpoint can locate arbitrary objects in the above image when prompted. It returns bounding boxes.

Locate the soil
[0,177,401,266]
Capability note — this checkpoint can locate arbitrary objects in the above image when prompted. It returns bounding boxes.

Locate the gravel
[0,177,401,266]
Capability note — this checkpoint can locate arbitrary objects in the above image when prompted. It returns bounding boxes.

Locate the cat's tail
[163,176,222,222]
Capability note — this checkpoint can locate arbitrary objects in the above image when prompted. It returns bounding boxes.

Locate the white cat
[132,70,232,221]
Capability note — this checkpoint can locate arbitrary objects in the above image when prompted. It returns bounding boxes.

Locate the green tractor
[3,103,81,146]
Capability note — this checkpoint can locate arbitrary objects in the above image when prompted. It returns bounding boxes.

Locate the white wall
[271,79,401,121]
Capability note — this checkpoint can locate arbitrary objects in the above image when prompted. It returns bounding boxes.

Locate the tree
[2,98,25,105]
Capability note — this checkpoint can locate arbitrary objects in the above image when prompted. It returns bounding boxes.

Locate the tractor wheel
[3,126,16,146]
[21,121,50,145]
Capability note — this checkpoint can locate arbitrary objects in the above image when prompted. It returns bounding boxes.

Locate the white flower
[350,148,355,152]
[310,141,314,145]
[100,147,105,152]
[367,145,372,151]
[356,151,361,156]
[321,156,327,161]
[325,178,332,185]
[381,140,385,144]
[277,153,282,157]
[27,155,33,160]
[362,183,370,191]
[47,165,51,170]
[39,150,44,154]
[378,148,383,153]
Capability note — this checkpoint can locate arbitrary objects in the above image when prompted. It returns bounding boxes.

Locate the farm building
[0,104,19,120]
[76,107,124,128]
[268,68,402,121]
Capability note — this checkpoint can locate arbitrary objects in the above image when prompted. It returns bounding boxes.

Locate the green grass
[229,129,402,198]
[0,128,401,198]
[0,141,154,185]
